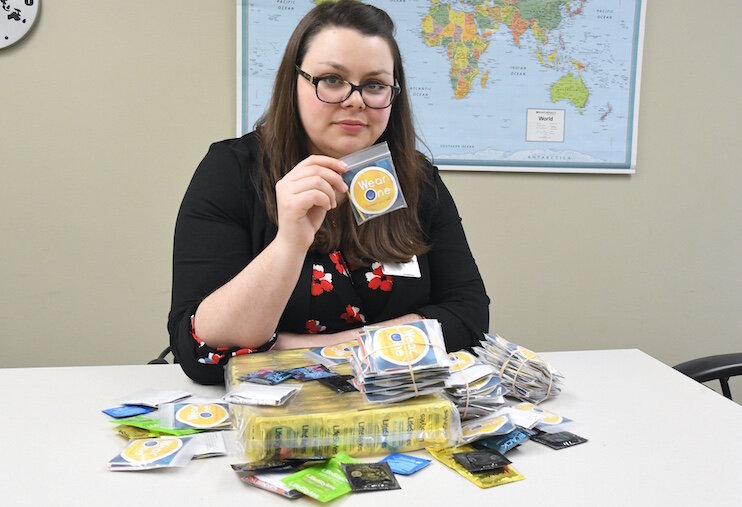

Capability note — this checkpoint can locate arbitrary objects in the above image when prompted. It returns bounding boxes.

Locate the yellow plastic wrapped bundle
[225,349,460,463]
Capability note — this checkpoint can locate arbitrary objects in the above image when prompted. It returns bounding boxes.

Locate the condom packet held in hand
[341,142,407,225]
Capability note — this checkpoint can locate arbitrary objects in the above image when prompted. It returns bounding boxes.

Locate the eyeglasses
[296,66,400,109]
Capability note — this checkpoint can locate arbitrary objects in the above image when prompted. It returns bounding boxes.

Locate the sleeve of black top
[167,141,255,385]
[416,168,490,352]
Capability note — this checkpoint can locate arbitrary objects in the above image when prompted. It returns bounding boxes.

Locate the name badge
[382,255,421,278]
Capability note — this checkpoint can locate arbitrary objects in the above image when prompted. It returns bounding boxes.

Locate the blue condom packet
[473,428,530,454]
[102,405,155,419]
[288,364,339,382]
[378,453,431,475]
[238,368,294,385]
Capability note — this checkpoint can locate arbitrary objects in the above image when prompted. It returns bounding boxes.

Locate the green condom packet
[111,415,200,436]
[281,451,358,502]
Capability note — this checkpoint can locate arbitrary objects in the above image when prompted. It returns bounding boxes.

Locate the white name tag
[382,255,421,278]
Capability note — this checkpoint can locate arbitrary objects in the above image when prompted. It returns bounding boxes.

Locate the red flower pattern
[329,250,350,277]
[311,264,334,296]
[306,319,326,334]
[340,305,366,324]
[366,262,393,291]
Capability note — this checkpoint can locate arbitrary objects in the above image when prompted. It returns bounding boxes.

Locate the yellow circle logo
[468,376,492,391]
[175,403,229,429]
[122,438,182,465]
[514,402,563,425]
[372,325,430,366]
[320,340,356,360]
[350,167,398,215]
[461,416,508,439]
[448,351,476,371]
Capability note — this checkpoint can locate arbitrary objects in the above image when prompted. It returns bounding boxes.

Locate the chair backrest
[147,346,175,365]
[674,353,742,401]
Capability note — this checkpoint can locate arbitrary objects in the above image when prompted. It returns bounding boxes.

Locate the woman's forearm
[273,313,423,350]
[193,238,307,349]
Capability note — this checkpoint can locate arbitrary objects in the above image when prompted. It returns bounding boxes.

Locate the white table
[1,349,740,506]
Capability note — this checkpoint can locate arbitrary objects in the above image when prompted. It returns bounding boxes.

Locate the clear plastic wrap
[225,348,461,463]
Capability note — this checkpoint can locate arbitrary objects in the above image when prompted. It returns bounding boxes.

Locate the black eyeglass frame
[295,65,400,109]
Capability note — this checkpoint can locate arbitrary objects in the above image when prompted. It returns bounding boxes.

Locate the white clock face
[1,0,40,49]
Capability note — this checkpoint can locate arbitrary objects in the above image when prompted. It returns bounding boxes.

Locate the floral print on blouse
[191,250,393,365]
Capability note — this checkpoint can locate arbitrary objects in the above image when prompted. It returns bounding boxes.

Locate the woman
[168,0,489,385]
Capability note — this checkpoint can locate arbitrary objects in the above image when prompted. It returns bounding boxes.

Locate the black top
[168,131,489,384]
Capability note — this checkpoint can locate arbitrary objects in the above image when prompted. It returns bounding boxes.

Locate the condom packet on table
[114,425,163,440]
[342,462,401,492]
[111,415,200,436]
[317,374,358,393]
[341,142,407,225]
[427,444,525,489]
[102,405,155,419]
[115,389,192,408]
[378,453,431,475]
[509,401,573,432]
[107,436,196,471]
[474,334,564,403]
[287,364,339,381]
[453,449,511,473]
[238,368,294,385]
[281,452,358,503]
[530,429,588,450]
[157,400,232,430]
[459,413,516,445]
[237,470,304,499]
[472,428,531,454]
[305,340,359,366]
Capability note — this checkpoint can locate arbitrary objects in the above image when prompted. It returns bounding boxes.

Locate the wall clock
[1,0,40,49]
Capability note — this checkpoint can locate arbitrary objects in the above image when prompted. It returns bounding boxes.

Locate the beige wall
[2,1,740,391]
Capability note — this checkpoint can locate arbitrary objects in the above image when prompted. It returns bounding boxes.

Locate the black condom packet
[230,461,295,474]
[530,430,588,450]
[317,374,358,393]
[452,450,511,473]
[473,428,530,454]
[341,462,401,492]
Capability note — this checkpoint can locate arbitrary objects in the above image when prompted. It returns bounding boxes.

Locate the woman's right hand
[274,155,348,252]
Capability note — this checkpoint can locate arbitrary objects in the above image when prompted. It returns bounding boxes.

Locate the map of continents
[240,1,643,171]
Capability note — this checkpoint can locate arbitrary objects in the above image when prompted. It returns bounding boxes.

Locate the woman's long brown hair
[254,0,431,267]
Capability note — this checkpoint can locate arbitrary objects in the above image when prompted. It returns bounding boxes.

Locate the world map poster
[238,0,645,173]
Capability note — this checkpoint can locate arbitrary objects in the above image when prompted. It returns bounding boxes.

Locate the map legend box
[526,109,565,143]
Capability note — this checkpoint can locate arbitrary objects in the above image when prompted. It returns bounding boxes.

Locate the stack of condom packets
[443,350,508,420]
[474,334,564,403]
[349,319,452,403]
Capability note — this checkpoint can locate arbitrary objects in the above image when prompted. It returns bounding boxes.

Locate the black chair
[148,346,175,365]
[673,353,742,401]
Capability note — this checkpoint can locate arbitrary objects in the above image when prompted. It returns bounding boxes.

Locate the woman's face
[297,27,395,159]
